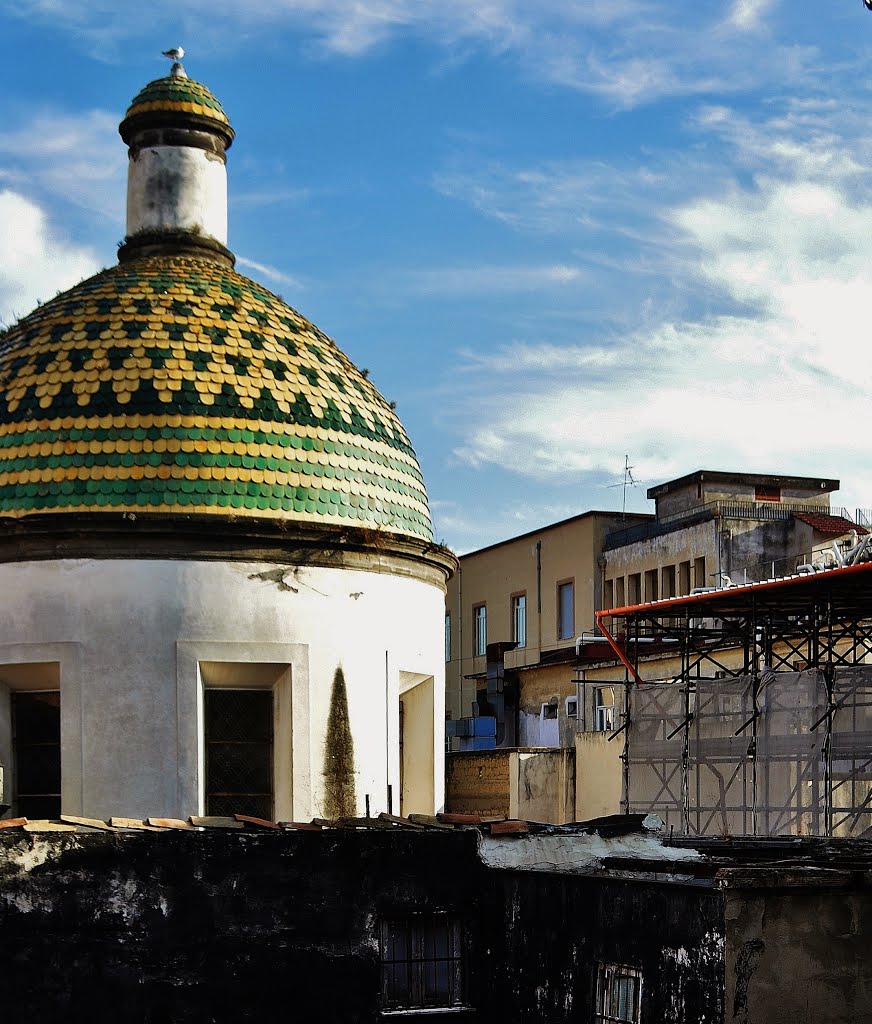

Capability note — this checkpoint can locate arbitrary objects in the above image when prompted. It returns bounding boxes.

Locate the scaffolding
[592,562,872,838]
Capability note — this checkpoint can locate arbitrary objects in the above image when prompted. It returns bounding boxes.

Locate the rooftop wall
[0,828,727,1022]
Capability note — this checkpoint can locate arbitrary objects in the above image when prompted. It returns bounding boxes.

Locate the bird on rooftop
[162,47,185,61]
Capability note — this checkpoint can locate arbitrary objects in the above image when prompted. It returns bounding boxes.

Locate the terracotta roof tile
[792,512,867,536]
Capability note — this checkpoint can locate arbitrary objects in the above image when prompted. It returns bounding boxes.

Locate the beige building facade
[444,510,650,751]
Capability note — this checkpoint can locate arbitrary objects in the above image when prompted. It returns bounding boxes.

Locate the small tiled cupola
[118,60,236,265]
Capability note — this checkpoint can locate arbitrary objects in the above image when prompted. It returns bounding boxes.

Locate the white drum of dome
[127,144,229,245]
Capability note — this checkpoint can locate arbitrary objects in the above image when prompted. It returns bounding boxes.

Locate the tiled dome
[0,255,432,540]
[124,74,231,129]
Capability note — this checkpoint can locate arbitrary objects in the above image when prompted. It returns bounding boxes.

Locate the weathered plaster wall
[127,145,228,242]
[724,882,872,1024]
[0,556,446,821]
[575,732,623,821]
[510,749,575,824]
[0,829,727,1023]
[516,664,576,748]
[605,520,715,587]
[605,515,821,604]
[481,868,725,1023]
[654,478,831,519]
[0,829,484,1023]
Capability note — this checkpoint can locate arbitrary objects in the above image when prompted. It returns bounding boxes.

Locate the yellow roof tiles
[0,254,431,539]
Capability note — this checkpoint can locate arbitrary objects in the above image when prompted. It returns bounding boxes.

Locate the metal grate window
[205,689,273,819]
[13,691,61,819]
[594,963,642,1024]
[379,915,464,1011]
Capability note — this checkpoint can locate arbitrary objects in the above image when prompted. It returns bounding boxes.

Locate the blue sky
[2,1,872,552]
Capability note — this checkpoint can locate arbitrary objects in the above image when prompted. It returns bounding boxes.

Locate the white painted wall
[399,671,435,816]
[0,557,446,821]
[127,146,228,243]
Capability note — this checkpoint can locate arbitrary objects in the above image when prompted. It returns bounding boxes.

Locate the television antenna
[607,455,640,518]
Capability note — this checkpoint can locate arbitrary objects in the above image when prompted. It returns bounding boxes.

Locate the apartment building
[445,510,651,751]
[445,469,872,827]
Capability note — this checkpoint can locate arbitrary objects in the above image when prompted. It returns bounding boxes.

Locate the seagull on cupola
[162,46,185,60]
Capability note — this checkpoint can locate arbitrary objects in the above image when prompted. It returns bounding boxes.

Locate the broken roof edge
[476,827,705,878]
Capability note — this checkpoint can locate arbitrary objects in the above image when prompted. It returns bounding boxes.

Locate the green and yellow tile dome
[0,71,433,542]
[124,75,232,131]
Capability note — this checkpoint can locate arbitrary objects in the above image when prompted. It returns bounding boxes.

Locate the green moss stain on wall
[323,666,356,819]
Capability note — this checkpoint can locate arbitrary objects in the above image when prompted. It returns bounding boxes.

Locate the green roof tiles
[0,255,432,540]
[125,75,230,126]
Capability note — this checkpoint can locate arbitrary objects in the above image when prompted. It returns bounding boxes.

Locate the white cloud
[404,262,585,296]
[430,496,585,554]
[445,97,872,501]
[0,190,99,326]
[235,255,306,292]
[726,0,775,32]
[0,110,125,222]
[5,0,817,108]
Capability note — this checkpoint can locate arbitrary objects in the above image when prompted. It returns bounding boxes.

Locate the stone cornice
[0,512,458,590]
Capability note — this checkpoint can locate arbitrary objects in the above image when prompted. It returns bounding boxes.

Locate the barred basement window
[205,688,273,819]
[594,962,642,1024]
[379,914,464,1012]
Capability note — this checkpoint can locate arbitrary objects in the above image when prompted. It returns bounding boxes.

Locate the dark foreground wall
[0,830,725,1023]
[724,880,872,1024]
[484,870,725,1022]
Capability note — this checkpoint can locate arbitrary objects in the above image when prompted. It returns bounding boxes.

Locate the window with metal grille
[13,691,61,819]
[379,914,464,1011]
[594,962,642,1023]
[205,689,273,819]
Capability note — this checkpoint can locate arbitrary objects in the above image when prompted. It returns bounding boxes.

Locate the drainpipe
[595,610,643,685]
[536,540,542,651]
[457,564,463,715]
[714,518,721,585]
